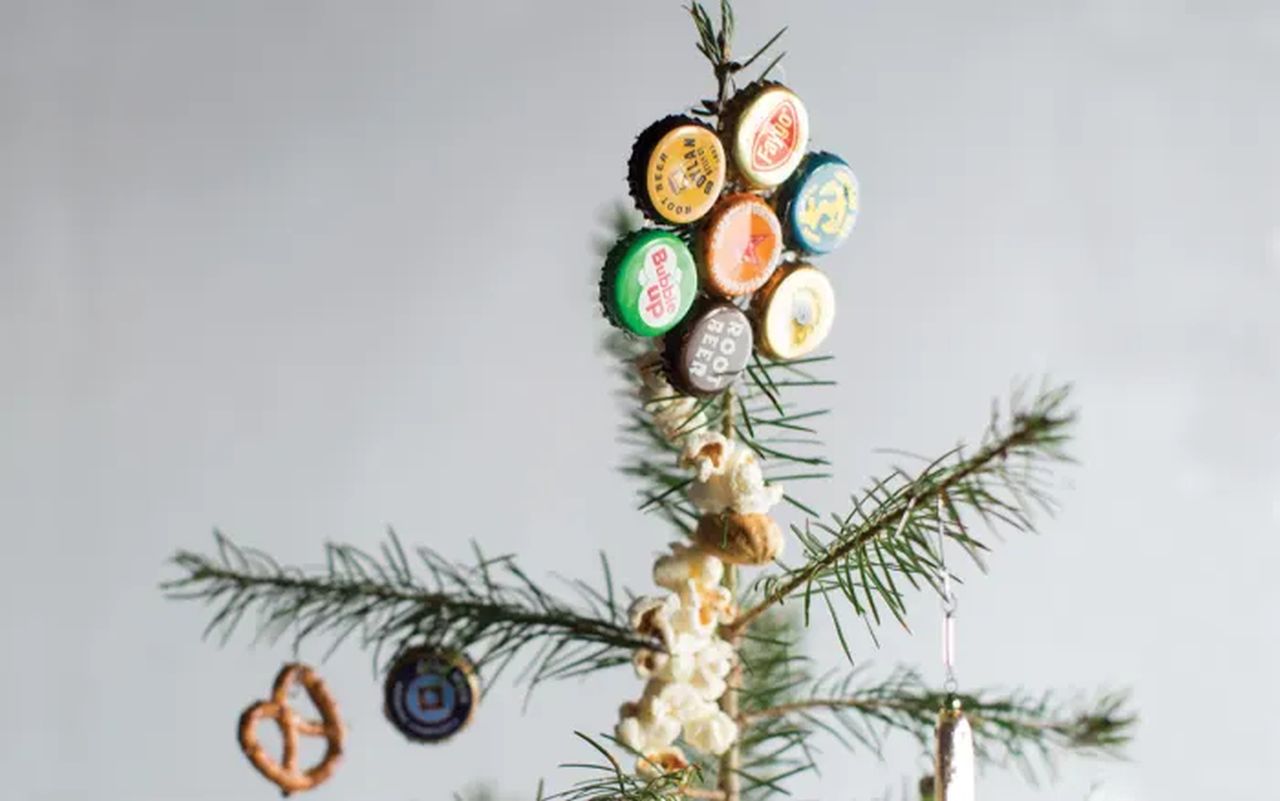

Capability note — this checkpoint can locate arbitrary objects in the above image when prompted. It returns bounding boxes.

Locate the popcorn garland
[681,431,784,517]
[639,358,788,568]
[637,357,785,523]
[617,545,741,775]
[616,360,791,775]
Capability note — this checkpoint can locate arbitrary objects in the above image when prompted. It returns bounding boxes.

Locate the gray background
[2,1,1277,799]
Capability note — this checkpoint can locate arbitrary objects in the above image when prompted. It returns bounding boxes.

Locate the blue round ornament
[777,152,859,255]
[383,647,478,743]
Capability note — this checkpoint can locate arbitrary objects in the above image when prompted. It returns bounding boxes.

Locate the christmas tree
[164,4,1133,799]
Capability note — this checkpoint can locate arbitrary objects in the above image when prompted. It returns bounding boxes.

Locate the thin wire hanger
[936,491,958,696]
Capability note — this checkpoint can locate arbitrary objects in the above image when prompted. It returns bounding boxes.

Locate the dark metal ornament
[383,647,479,743]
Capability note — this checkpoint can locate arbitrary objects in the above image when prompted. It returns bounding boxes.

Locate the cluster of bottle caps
[600,81,859,397]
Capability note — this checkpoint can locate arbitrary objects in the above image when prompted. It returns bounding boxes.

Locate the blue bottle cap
[777,152,859,255]
[383,647,479,743]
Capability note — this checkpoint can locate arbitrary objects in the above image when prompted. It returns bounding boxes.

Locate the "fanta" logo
[751,99,799,171]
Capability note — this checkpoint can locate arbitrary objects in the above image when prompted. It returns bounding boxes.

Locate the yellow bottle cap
[631,117,726,224]
[752,264,836,360]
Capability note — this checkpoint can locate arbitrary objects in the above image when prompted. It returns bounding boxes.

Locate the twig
[726,401,1064,637]
[164,533,657,685]
[743,693,1134,747]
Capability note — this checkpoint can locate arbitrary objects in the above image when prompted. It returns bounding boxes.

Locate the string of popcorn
[681,431,784,517]
[615,365,789,776]
[617,545,739,775]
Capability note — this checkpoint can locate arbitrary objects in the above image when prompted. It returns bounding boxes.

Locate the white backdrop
[2,1,1278,800]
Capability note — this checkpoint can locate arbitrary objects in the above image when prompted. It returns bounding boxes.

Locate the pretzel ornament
[238,663,345,796]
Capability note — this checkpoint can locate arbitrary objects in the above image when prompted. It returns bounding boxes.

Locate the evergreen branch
[758,51,787,82]
[741,667,1134,773]
[735,613,1131,789]
[162,531,655,684]
[609,331,833,538]
[734,612,820,799]
[737,27,787,72]
[729,383,1076,639]
[688,0,787,120]
[544,733,710,801]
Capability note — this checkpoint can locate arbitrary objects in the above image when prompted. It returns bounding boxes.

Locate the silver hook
[936,492,959,695]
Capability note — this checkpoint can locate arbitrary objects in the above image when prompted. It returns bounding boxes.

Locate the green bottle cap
[600,230,698,337]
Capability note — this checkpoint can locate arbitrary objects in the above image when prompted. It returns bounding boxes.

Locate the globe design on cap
[384,647,478,743]
[781,153,859,254]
